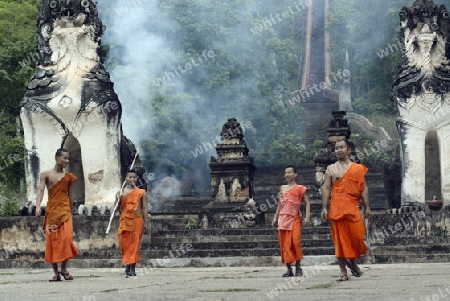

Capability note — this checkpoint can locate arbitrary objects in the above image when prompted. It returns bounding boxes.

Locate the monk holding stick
[36,148,79,282]
[320,140,372,282]
[116,169,148,276]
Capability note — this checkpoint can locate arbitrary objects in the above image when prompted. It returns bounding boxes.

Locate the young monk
[116,170,149,276]
[320,139,372,282]
[272,166,311,277]
[35,148,79,282]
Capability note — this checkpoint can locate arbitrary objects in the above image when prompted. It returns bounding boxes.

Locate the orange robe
[328,163,368,259]
[43,173,79,263]
[118,188,145,265]
[277,185,307,263]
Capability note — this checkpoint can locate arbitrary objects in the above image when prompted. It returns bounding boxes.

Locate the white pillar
[401,125,426,204]
[438,125,450,205]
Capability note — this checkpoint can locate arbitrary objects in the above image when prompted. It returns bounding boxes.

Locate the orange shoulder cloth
[43,173,77,229]
[279,185,307,216]
[328,163,368,221]
[119,188,145,232]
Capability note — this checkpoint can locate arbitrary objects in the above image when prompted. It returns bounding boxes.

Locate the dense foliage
[0,0,36,196]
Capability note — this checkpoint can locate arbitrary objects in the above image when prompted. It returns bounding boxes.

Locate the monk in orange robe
[116,170,148,277]
[36,148,79,282]
[272,166,310,277]
[321,140,372,282]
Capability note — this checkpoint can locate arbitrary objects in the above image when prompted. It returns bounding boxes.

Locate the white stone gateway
[391,0,450,205]
[20,0,136,208]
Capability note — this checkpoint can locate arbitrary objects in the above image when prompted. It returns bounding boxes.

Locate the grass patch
[0,273,15,275]
[76,275,101,278]
[0,281,11,285]
[199,288,259,292]
[306,283,334,289]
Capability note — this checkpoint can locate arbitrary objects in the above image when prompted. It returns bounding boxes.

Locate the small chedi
[391,0,450,206]
[202,118,257,228]
[20,0,139,210]
[209,118,255,204]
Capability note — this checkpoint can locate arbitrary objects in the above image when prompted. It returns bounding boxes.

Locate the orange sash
[328,163,368,222]
[43,172,78,263]
[43,173,77,230]
[327,163,368,259]
[118,188,146,265]
[118,188,145,233]
[278,185,307,230]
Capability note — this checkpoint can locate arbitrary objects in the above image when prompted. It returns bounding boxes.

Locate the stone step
[151,233,332,243]
[367,253,450,264]
[144,247,335,258]
[153,226,332,237]
[368,236,450,246]
[145,239,335,250]
[369,244,450,254]
[5,246,336,261]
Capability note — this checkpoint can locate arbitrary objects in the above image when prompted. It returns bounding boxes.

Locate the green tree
[0,0,36,195]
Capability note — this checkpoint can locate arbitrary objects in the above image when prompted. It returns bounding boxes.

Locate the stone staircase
[2,208,450,268]
[367,236,450,263]
[147,225,335,259]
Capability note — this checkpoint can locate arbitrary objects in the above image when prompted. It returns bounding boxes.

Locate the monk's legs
[284,260,302,275]
[61,259,68,273]
[347,258,362,276]
[59,260,74,280]
[337,257,348,277]
[285,263,293,274]
[127,263,137,276]
[51,263,59,277]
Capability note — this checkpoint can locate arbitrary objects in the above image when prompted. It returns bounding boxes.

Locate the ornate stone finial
[220,118,244,143]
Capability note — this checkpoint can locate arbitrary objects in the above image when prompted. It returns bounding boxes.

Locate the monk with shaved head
[36,148,79,281]
[320,140,372,282]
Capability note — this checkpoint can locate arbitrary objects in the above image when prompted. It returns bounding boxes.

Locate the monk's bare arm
[114,190,121,208]
[302,193,311,226]
[321,168,332,221]
[142,191,149,234]
[361,184,372,221]
[271,187,282,228]
[35,172,47,217]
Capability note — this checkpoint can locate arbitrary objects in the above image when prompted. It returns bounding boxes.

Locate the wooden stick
[105,145,142,235]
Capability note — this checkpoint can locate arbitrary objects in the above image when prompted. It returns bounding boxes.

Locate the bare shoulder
[39,169,52,178]
[325,163,337,175]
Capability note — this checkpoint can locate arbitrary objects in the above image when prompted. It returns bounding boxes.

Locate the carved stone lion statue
[391,0,450,205]
[20,0,139,208]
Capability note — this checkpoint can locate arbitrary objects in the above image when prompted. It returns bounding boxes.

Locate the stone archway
[63,134,85,205]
